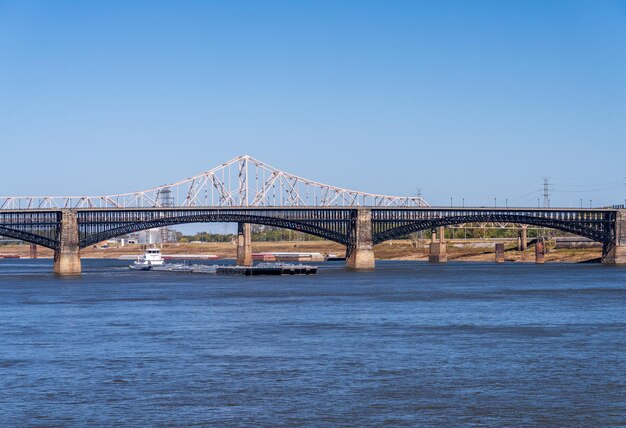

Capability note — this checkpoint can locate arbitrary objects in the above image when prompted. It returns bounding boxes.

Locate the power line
[508,188,542,201]
[551,180,625,188]
[553,186,625,193]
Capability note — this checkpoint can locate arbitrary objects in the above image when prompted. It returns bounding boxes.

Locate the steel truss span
[0,211,60,249]
[0,155,429,210]
[77,208,355,248]
[371,208,615,244]
[0,208,619,255]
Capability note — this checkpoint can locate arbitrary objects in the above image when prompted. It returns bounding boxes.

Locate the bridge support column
[535,238,545,264]
[30,244,38,259]
[429,226,447,263]
[53,210,81,275]
[602,210,626,264]
[495,243,505,263]
[603,246,626,264]
[517,226,527,251]
[346,209,375,269]
[236,222,253,266]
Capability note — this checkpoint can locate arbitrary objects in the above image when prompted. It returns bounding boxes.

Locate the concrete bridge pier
[517,226,527,251]
[603,246,626,264]
[429,226,447,263]
[495,243,505,263]
[346,209,375,269]
[236,222,253,266]
[602,210,626,264]
[535,238,546,264]
[53,210,81,275]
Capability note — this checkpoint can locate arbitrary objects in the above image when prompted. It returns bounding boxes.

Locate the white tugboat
[129,247,165,270]
[142,247,164,266]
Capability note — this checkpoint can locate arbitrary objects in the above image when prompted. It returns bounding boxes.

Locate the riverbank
[0,240,603,263]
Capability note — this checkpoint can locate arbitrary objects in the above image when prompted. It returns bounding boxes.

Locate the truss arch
[78,212,352,248]
[0,227,58,249]
[373,213,613,245]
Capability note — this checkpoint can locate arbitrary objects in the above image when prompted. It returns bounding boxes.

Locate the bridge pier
[535,238,545,264]
[346,209,375,269]
[495,243,505,263]
[53,210,81,275]
[517,226,527,251]
[429,226,447,263]
[602,210,626,264]
[236,222,253,266]
[602,246,626,264]
[602,245,626,264]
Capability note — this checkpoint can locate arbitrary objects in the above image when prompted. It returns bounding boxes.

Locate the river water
[1,259,625,426]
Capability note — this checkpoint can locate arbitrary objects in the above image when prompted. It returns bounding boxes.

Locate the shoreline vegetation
[0,240,602,263]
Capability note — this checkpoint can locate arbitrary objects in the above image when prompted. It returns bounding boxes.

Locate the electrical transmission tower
[543,177,550,208]
[416,188,423,239]
[156,187,177,243]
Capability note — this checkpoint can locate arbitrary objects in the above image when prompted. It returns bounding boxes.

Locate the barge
[216,263,318,276]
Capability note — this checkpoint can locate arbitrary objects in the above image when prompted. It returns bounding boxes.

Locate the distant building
[128,229,169,245]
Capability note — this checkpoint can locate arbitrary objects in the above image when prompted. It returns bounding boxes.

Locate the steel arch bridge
[0,206,621,251]
[0,154,625,272]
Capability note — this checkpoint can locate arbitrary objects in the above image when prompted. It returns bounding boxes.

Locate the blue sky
[1,0,625,212]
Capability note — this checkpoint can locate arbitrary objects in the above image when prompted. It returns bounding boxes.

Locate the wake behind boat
[129,260,153,270]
